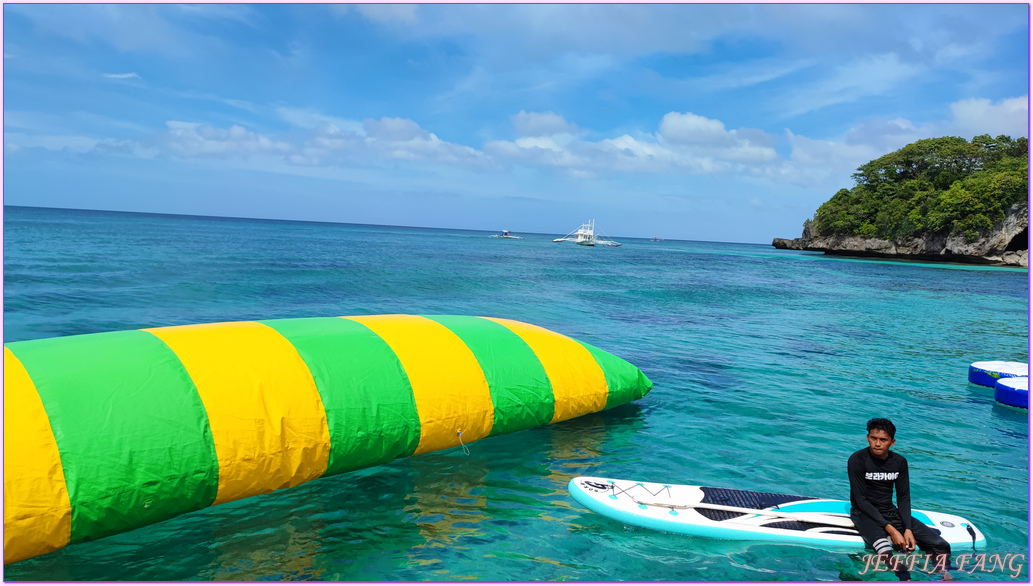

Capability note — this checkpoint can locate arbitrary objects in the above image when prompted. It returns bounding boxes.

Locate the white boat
[553,220,621,247]
[490,229,522,239]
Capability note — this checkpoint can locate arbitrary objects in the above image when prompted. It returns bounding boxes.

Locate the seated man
[848,418,952,581]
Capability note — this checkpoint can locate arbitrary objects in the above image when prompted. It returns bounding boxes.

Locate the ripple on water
[3,207,1028,581]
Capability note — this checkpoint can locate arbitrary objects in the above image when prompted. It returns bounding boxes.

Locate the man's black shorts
[850,508,952,557]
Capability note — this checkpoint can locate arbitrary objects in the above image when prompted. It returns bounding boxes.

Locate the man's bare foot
[941,571,953,581]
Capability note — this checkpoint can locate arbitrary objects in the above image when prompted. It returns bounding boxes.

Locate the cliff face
[773,202,1028,267]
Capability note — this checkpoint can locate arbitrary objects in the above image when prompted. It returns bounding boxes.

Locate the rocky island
[773,135,1028,267]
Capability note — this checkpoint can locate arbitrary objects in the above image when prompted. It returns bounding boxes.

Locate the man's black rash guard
[847,447,913,531]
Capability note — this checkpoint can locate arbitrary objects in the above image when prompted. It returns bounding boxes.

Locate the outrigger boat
[490,229,522,239]
[553,220,621,247]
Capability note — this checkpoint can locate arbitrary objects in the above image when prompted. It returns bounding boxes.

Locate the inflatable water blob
[968,361,1028,388]
[994,376,1029,409]
[3,314,653,564]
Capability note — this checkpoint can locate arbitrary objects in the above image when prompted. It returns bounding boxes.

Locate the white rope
[457,430,470,455]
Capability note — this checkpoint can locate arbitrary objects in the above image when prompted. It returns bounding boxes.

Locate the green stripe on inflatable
[260,317,421,476]
[4,331,219,544]
[578,341,654,410]
[425,315,555,436]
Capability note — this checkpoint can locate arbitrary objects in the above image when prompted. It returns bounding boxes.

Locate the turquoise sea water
[3,205,1029,581]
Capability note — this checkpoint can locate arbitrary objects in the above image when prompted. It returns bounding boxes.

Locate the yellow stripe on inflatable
[145,322,331,505]
[3,347,72,564]
[484,317,608,423]
[346,315,494,455]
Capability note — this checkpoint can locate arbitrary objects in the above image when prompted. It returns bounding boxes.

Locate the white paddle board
[569,476,985,550]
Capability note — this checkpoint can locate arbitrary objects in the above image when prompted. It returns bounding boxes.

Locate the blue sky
[3,3,1029,243]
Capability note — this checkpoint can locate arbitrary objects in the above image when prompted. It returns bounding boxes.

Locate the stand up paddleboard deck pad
[568,477,985,550]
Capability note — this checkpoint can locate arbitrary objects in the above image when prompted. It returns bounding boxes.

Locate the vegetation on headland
[812,135,1028,243]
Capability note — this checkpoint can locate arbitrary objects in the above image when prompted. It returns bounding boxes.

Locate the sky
[2,3,1029,244]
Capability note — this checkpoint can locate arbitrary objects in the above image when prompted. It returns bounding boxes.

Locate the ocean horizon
[3,204,1028,581]
[4,204,749,247]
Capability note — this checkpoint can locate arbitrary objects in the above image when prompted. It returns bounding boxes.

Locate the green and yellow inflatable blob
[3,314,652,564]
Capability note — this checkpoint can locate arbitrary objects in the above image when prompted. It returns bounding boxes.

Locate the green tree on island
[812,135,1028,243]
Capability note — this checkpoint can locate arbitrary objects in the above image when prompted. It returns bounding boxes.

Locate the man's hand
[885,525,912,551]
[902,529,916,552]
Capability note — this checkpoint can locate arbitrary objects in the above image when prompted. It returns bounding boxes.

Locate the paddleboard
[568,476,986,550]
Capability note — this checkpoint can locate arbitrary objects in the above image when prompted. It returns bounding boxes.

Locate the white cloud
[778,53,924,118]
[3,110,153,136]
[375,5,817,62]
[596,134,701,172]
[933,42,983,64]
[103,72,140,79]
[512,110,578,137]
[513,136,565,152]
[10,94,1023,191]
[364,117,427,142]
[290,124,364,166]
[163,121,292,158]
[361,117,489,166]
[221,99,257,113]
[484,136,589,169]
[3,131,158,158]
[3,132,100,153]
[652,112,777,164]
[723,142,780,164]
[844,117,922,146]
[675,58,816,93]
[7,4,258,55]
[754,95,1030,188]
[333,4,1025,80]
[173,4,256,26]
[656,113,777,164]
[276,107,365,134]
[947,95,1029,139]
[773,130,882,186]
[433,66,495,107]
[6,5,187,54]
[488,111,778,177]
[167,89,258,113]
[46,115,484,169]
[262,114,491,168]
[93,139,159,158]
[354,4,419,26]
[658,112,732,145]
[839,117,931,159]
[836,94,1029,160]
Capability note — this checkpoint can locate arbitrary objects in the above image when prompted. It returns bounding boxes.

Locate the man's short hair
[867,418,896,439]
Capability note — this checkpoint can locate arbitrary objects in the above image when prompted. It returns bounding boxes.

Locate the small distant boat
[490,229,522,239]
[650,237,663,242]
[553,219,621,247]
